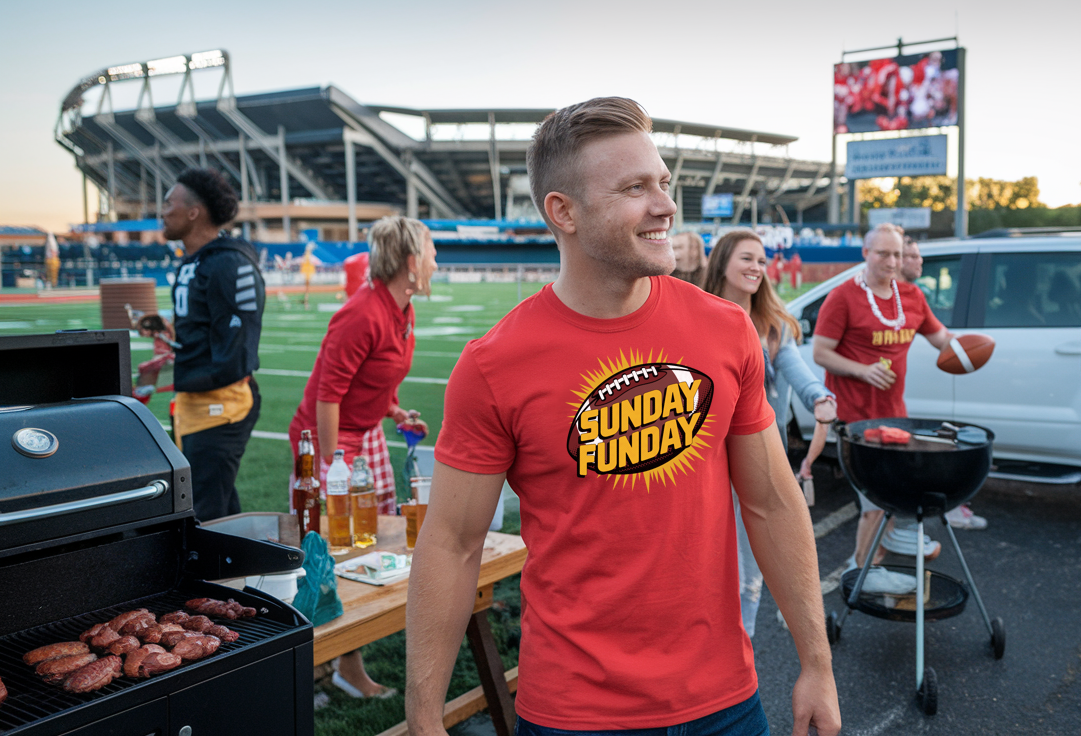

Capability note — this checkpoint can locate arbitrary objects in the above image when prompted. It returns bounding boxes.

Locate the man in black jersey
[164,168,264,520]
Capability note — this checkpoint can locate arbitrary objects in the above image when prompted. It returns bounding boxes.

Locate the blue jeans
[515,691,769,736]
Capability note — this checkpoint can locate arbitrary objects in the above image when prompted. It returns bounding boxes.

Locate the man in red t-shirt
[405,99,840,736]
[813,225,952,568]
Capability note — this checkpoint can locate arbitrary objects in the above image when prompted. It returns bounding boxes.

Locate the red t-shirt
[290,279,413,436]
[343,252,369,297]
[435,277,774,729]
[815,277,943,422]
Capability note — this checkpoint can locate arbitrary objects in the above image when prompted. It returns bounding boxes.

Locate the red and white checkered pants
[288,424,398,515]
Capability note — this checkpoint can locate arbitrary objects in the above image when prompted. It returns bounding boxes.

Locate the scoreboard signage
[845,135,948,179]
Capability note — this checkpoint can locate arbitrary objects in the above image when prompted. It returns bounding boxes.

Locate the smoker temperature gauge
[12,428,59,458]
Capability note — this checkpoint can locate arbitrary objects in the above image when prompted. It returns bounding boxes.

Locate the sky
[1,0,1079,232]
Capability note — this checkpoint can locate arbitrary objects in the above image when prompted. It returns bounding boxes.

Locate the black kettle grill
[829,417,1005,716]
[0,331,313,736]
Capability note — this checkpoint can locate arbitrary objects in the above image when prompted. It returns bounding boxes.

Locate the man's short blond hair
[526,97,653,227]
[368,216,430,283]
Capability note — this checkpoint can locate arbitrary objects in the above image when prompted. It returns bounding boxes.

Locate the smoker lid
[0,397,192,554]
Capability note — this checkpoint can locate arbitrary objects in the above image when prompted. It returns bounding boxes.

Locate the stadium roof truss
[57,50,833,235]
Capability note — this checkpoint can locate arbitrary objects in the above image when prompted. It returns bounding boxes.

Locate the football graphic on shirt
[567,363,714,477]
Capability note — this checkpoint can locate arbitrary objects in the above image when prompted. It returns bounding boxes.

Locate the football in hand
[937,333,995,375]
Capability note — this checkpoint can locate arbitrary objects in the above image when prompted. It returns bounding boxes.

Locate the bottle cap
[333,449,345,459]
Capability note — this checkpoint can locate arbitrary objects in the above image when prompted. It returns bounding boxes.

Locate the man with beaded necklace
[813,224,954,580]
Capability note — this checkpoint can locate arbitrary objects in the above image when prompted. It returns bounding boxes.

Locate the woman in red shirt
[289,215,437,698]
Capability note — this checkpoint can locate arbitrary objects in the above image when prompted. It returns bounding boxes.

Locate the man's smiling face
[570,131,678,280]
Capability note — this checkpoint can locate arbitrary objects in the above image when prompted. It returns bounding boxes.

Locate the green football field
[0,281,545,736]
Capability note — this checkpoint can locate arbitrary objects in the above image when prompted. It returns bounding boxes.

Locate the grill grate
[0,586,298,733]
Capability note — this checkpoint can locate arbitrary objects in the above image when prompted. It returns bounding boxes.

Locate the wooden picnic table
[314,514,526,736]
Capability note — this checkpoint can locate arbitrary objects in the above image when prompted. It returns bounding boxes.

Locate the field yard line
[256,368,448,384]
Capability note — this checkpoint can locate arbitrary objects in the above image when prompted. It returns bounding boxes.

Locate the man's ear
[406,253,418,274]
[544,191,577,236]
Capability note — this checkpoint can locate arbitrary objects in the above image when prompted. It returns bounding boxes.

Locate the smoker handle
[0,480,169,526]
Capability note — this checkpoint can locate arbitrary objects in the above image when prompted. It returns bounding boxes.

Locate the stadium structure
[56,50,834,246]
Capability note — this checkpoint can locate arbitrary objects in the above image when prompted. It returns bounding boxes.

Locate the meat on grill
[80,623,108,643]
[138,651,183,677]
[36,653,98,683]
[206,624,240,643]
[23,641,90,665]
[159,611,190,625]
[160,630,201,648]
[171,634,221,661]
[106,636,141,656]
[106,608,151,632]
[0,675,6,705]
[141,622,185,644]
[181,615,213,632]
[123,644,166,678]
[119,612,157,637]
[63,655,122,693]
[89,626,122,651]
[185,598,256,620]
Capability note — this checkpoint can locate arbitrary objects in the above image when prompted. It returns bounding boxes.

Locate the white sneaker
[945,504,988,530]
[861,567,919,595]
[882,529,941,559]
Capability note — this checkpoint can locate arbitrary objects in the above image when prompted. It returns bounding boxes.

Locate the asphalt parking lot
[753,462,1081,735]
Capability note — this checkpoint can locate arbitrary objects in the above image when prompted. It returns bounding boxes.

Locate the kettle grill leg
[916,518,926,691]
[942,518,995,637]
[846,511,893,609]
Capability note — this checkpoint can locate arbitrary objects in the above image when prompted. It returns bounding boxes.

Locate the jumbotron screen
[834,49,960,133]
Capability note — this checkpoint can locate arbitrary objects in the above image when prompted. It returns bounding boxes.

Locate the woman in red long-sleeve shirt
[289,215,437,698]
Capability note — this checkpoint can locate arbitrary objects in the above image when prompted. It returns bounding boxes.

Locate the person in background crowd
[901,237,988,530]
[786,251,803,290]
[289,215,435,698]
[813,224,956,590]
[669,230,708,285]
[406,97,839,736]
[300,243,318,309]
[164,168,264,522]
[703,229,837,637]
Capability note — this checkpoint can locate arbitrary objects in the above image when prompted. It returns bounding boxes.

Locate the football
[937,333,995,375]
[566,363,714,476]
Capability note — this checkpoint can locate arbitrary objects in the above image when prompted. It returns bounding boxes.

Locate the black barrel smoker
[0,331,312,735]
[829,417,1006,716]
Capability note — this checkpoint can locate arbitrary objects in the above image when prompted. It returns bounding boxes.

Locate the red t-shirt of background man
[814,277,943,422]
[290,279,413,437]
[435,277,774,729]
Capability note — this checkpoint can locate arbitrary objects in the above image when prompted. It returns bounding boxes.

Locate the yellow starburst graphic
[567,349,715,492]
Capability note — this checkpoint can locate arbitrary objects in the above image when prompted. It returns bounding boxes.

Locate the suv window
[915,256,964,325]
[981,253,1081,328]
[799,293,829,337]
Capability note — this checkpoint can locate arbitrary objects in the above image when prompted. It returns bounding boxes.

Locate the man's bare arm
[405,461,506,736]
[924,326,954,351]
[728,428,841,736]
[813,335,895,391]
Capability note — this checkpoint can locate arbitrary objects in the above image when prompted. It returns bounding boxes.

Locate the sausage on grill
[0,675,6,705]
[23,642,90,665]
[141,622,185,644]
[181,615,213,632]
[36,653,98,683]
[89,627,121,652]
[106,636,141,656]
[123,645,166,678]
[205,624,240,643]
[80,623,108,643]
[63,655,122,693]
[171,635,221,661]
[138,651,183,677]
[185,598,256,620]
[106,609,151,632]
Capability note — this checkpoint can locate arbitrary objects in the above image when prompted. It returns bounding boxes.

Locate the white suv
[786,234,1081,484]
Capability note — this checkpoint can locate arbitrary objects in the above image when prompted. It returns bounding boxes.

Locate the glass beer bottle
[349,456,378,548]
[292,430,322,539]
[326,450,352,549]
